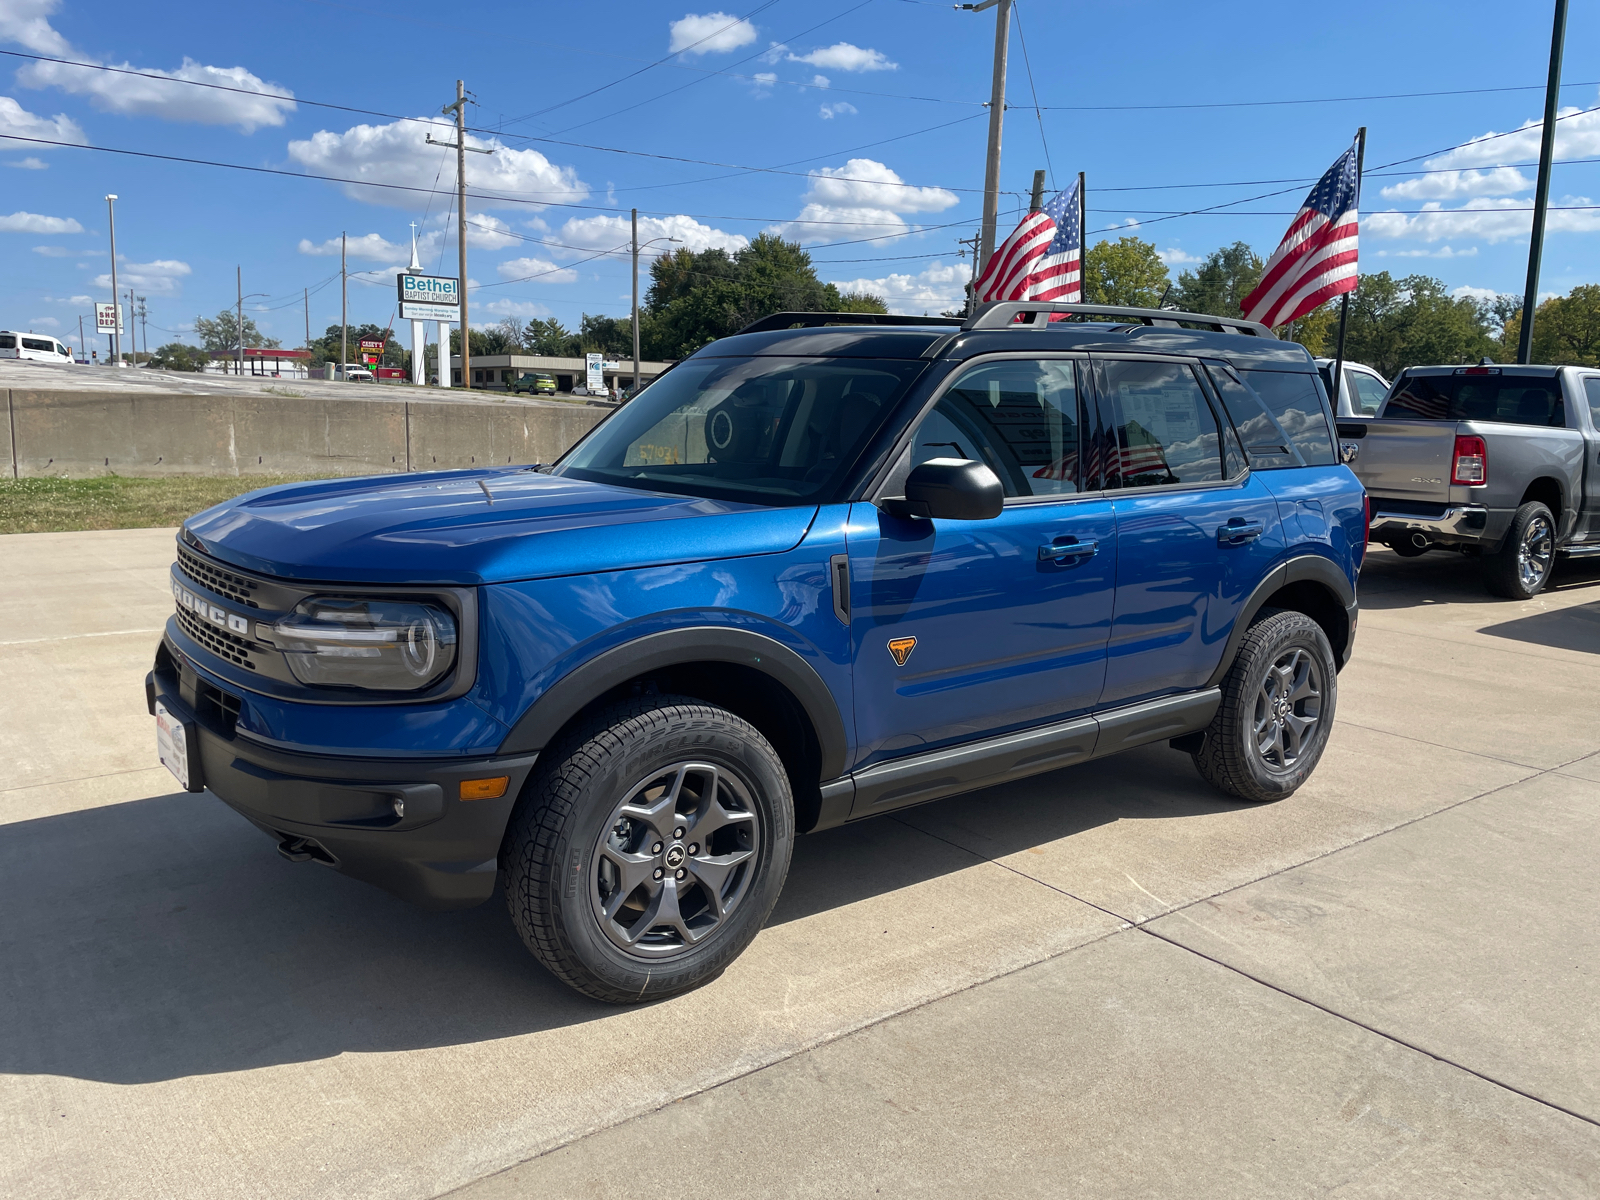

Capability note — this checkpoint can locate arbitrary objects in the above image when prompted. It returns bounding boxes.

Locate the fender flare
[496,625,848,779]
[1204,554,1357,689]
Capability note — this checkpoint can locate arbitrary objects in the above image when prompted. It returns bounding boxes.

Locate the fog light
[460,776,509,800]
[392,797,405,818]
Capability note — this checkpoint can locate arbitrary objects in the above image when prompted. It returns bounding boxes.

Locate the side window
[912,359,1085,497]
[1351,371,1389,415]
[1203,361,1298,469]
[1239,370,1337,465]
[1100,359,1223,488]
[1585,378,1600,432]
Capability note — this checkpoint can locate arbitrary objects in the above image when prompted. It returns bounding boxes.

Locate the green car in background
[508,372,557,396]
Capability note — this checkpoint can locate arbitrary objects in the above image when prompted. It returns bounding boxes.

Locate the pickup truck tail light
[1451,435,1487,485]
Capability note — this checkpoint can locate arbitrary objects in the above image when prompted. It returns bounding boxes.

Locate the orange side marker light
[460,776,509,801]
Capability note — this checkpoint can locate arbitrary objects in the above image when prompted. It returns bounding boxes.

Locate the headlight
[268,598,457,691]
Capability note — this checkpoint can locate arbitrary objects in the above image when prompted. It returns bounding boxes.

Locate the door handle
[1039,538,1098,562]
[1217,520,1265,546]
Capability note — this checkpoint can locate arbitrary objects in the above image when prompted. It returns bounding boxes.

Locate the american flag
[1240,142,1360,330]
[972,180,1082,303]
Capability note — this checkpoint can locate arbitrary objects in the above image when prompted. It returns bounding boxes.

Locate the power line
[1011,1,1054,189]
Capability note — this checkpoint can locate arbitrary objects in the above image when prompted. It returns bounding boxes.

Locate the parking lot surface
[2,530,1597,1198]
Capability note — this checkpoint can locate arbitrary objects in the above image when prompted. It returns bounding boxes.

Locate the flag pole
[1328,127,1365,415]
[1078,170,1087,302]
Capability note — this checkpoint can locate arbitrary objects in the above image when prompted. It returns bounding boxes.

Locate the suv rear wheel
[1191,609,1338,804]
[1483,500,1555,599]
[503,696,793,1003]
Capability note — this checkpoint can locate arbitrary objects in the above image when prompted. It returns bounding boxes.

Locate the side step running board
[812,690,1221,830]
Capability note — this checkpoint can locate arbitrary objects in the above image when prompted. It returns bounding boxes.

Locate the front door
[1093,355,1286,707]
[846,356,1116,769]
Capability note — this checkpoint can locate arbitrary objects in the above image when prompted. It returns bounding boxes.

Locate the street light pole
[964,0,1011,274]
[340,231,348,381]
[236,266,244,376]
[105,194,120,366]
[1518,0,1569,364]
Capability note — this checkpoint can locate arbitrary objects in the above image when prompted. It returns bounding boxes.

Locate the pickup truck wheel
[503,696,793,1004]
[1482,501,1555,599]
[1192,609,1337,804]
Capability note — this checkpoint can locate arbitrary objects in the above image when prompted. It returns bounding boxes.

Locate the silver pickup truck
[1344,364,1600,598]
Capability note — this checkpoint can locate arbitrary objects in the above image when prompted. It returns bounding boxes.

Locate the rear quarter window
[0,335,15,349]
[1239,369,1337,465]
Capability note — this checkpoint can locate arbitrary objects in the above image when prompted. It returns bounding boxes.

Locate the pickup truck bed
[1344,364,1600,597]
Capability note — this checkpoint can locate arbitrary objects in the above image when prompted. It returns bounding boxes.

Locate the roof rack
[964,301,1274,339]
[736,311,964,335]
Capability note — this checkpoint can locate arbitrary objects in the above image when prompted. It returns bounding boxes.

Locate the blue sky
[3,0,1597,351]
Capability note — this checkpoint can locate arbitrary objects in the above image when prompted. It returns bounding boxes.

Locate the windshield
[554,355,926,504]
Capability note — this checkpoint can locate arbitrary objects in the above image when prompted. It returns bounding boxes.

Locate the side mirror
[882,458,1004,521]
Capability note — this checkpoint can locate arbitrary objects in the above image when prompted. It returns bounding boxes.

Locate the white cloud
[819,102,857,120]
[2,0,69,54]
[760,42,788,64]
[811,74,830,89]
[32,244,76,255]
[788,42,896,72]
[0,95,87,145]
[1367,195,1600,243]
[1376,245,1479,259]
[825,261,967,315]
[20,57,296,132]
[90,258,191,295]
[299,232,406,260]
[555,212,749,256]
[1380,167,1532,201]
[26,316,61,328]
[68,293,91,304]
[668,12,758,55]
[288,119,587,211]
[497,256,578,283]
[750,71,777,95]
[474,298,550,321]
[770,158,959,245]
[1419,102,1600,172]
[0,210,83,233]
[1451,285,1500,304]
[6,156,50,169]
[1157,246,1201,266]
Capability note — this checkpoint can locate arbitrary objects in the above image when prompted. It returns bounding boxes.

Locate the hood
[185,469,818,585]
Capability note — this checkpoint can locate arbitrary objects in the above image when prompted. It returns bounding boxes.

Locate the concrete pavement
[1,530,1597,1198]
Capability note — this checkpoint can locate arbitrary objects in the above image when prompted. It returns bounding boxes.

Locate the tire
[1482,501,1556,599]
[1192,609,1338,804]
[503,696,794,1004]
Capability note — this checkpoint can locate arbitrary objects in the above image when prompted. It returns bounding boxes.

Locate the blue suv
[147,301,1364,1003]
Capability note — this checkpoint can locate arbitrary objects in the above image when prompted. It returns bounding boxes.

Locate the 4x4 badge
[887,636,917,667]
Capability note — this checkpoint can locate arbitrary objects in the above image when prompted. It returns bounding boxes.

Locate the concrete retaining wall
[4,389,607,478]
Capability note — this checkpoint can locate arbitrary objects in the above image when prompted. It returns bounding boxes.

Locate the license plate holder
[154,701,203,792]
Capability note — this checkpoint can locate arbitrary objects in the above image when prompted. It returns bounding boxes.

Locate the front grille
[176,604,259,670]
[195,678,242,736]
[178,546,261,608]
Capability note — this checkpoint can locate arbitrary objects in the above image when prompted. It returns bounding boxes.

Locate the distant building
[447,353,673,393]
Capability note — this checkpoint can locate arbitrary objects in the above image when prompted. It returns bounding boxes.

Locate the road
[2,530,1597,1198]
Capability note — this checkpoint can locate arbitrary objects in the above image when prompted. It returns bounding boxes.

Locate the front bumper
[148,640,537,910]
[1369,502,1509,550]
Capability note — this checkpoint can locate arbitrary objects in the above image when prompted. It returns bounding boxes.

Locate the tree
[1170,241,1263,319]
[1324,272,1496,378]
[1503,285,1600,367]
[147,342,207,372]
[491,317,525,352]
[309,322,401,367]
[1081,236,1171,308]
[522,317,575,356]
[640,233,886,359]
[193,308,279,355]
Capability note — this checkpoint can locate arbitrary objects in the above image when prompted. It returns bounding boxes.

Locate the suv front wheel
[503,696,794,1003]
[1191,609,1338,803]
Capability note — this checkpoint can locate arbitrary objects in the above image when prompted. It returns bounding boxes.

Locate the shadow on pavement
[1358,544,1600,612]
[1480,599,1600,656]
[0,742,1241,1086]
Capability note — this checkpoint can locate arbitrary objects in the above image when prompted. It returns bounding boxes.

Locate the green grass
[0,474,327,534]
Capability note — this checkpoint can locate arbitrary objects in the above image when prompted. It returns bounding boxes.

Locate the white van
[0,331,74,363]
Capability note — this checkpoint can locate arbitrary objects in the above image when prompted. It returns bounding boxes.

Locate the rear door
[1093,355,1285,707]
[1581,375,1600,535]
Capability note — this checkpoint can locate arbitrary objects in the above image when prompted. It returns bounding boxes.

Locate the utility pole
[340,231,348,381]
[77,314,85,363]
[428,81,491,390]
[237,268,245,376]
[105,194,120,366]
[632,208,641,391]
[304,287,310,349]
[1029,169,1046,213]
[964,0,1011,273]
[1518,0,1569,364]
[137,295,147,361]
[957,232,982,315]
